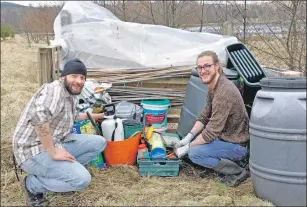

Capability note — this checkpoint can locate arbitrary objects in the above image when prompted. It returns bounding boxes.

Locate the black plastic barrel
[176,67,240,138]
[249,77,306,206]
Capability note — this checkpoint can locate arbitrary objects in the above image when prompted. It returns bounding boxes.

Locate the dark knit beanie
[61,58,87,77]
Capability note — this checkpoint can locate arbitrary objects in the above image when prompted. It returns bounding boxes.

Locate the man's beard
[64,78,83,95]
[200,70,217,84]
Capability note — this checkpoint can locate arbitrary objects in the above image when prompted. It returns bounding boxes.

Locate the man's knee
[188,147,196,160]
[91,136,106,152]
[188,146,217,169]
[188,147,202,162]
[188,145,211,160]
[73,170,91,190]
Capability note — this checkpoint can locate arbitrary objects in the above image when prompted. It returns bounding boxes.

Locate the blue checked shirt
[12,80,79,166]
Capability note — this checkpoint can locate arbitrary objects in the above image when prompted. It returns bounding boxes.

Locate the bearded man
[174,51,250,187]
[12,58,106,206]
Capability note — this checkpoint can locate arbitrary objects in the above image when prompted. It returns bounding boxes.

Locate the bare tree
[246,1,306,74]
[198,0,205,32]
[137,1,191,28]
[92,0,106,7]
[20,2,59,45]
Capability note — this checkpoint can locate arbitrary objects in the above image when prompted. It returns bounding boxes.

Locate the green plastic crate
[138,159,180,177]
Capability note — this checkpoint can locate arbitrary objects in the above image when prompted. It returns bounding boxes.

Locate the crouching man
[12,59,106,206]
[174,51,250,187]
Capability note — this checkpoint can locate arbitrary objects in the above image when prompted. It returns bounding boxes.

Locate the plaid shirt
[12,80,79,166]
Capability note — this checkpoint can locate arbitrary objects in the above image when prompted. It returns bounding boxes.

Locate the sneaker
[20,176,49,207]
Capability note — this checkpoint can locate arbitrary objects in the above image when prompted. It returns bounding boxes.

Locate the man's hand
[93,112,104,121]
[34,123,75,162]
[174,143,190,158]
[174,132,194,149]
[77,112,104,121]
[48,147,75,162]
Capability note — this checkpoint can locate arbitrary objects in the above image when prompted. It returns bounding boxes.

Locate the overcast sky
[1,1,65,6]
[2,0,266,7]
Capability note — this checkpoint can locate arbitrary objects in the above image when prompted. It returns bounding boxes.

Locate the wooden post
[222,21,234,36]
[38,45,61,86]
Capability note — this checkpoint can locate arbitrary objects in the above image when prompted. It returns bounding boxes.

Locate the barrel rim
[260,77,307,89]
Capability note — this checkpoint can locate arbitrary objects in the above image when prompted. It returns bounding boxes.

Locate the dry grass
[1,35,274,206]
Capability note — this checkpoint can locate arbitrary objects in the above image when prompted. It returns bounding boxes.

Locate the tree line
[1,1,305,74]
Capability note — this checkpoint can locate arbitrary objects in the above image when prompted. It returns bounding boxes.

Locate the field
[0,36,274,206]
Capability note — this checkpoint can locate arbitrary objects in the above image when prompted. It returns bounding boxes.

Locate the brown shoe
[20,176,49,206]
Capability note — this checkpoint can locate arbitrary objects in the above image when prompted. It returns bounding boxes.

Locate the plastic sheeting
[53,1,239,70]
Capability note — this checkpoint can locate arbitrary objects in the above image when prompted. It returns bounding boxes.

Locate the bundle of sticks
[108,86,186,106]
[86,65,194,107]
[87,65,192,84]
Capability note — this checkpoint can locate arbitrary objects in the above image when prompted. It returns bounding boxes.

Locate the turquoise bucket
[141,99,170,129]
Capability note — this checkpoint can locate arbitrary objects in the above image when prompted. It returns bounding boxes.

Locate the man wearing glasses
[174,51,250,187]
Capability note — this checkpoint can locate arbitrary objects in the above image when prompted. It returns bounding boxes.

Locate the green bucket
[123,120,143,139]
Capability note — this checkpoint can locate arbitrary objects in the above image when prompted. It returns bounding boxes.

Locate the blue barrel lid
[141,99,170,106]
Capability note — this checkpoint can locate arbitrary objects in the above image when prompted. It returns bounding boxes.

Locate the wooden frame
[38,45,61,85]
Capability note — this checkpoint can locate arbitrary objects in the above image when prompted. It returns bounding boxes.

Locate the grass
[0,35,274,206]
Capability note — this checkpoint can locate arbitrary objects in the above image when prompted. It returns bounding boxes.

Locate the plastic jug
[101,115,124,142]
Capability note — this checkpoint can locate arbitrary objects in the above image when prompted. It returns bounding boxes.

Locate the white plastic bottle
[101,115,124,142]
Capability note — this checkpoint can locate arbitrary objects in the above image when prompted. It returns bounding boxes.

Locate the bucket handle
[130,104,137,120]
[111,116,118,142]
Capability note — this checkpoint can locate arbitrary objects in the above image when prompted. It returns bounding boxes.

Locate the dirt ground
[1,35,274,206]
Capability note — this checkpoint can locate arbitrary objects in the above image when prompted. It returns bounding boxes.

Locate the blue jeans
[188,138,248,168]
[20,134,106,194]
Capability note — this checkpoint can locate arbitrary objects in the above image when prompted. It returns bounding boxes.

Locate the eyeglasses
[196,63,215,72]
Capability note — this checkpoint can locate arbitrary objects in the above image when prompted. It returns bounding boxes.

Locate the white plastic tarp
[53,1,239,70]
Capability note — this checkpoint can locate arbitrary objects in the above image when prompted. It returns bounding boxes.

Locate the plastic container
[138,159,180,177]
[115,101,143,122]
[101,115,124,141]
[226,43,266,87]
[222,67,240,88]
[249,77,306,206]
[148,132,167,159]
[141,99,170,129]
[104,131,141,167]
[123,119,143,139]
[137,144,148,159]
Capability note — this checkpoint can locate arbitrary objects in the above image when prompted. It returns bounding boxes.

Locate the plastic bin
[138,159,180,177]
[226,43,266,87]
[123,120,144,139]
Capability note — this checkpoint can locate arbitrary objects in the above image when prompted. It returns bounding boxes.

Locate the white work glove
[174,132,194,149]
[175,143,190,158]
